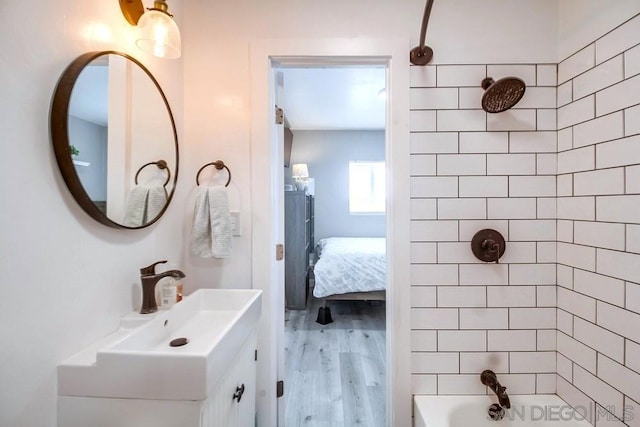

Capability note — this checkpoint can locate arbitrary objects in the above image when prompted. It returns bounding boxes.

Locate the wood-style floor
[284,296,386,426]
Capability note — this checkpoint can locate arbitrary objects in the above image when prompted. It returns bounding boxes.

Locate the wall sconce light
[119,0,181,59]
[291,163,309,191]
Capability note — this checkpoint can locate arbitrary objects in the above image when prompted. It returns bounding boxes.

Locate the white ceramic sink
[58,289,262,401]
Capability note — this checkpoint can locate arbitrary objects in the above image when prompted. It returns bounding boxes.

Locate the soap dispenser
[158,261,184,308]
[176,278,183,302]
[160,278,177,309]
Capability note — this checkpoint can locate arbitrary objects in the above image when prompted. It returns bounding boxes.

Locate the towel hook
[196,160,231,187]
[135,160,171,187]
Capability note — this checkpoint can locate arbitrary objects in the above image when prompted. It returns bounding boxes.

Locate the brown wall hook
[134,160,171,187]
[196,160,231,187]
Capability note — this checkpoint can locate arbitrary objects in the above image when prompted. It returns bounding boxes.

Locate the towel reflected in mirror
[122,185,167,227]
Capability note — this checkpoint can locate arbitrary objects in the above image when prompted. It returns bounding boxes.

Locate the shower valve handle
[471,229,506,264]
[482,239,501,263]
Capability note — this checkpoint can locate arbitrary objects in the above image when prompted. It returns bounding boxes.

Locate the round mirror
[50,51,178,229]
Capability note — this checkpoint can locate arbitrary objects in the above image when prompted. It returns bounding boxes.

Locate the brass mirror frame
[50,51,179,229]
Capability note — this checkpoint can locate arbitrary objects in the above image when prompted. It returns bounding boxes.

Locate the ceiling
[70,65,387,131]
[277,67,386,131]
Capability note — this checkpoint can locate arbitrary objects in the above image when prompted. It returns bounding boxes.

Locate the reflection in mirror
[51,51,178,229]
[68,56,109,214]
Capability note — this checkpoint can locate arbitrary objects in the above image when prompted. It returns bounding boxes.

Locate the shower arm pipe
[410,0,435,65]
[417,0,434,53]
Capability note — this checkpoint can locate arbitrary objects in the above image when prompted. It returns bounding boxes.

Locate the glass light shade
[291,163,309,178]
[135,10,181,59]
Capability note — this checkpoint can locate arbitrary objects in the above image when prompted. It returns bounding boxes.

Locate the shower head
[481,77,526,113]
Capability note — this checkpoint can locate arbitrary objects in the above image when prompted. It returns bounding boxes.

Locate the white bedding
[312,237,386,298]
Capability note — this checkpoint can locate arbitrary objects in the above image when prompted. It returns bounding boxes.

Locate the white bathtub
[414,395,596,426]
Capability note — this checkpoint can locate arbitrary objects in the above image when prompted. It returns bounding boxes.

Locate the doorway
[249,38,411,427]
[278,65,388,426]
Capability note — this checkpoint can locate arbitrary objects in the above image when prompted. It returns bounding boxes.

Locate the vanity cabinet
[284,191,314,309]
[201,332,257,426]
[58,332,257,427]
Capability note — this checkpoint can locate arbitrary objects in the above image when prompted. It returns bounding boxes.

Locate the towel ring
[196,160,231,187]
[135,160,171,187]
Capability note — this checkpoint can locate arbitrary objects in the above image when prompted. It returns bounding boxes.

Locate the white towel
[191,186,232,258]
[123,186,150,227]
[209,187,233,258]
[123,185,168,226]
[146,186,168,222]
[191,188,211,256]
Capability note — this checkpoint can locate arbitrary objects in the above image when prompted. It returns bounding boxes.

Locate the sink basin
[58,289,262,401]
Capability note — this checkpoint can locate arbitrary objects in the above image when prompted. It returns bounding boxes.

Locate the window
[349,161,385,214]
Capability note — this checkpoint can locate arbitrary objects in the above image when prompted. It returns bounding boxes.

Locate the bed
[312,237,386,323]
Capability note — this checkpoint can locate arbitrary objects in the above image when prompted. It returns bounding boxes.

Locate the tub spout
[481,370,511,409]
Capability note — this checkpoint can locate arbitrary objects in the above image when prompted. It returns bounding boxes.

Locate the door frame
[249,38,411,427]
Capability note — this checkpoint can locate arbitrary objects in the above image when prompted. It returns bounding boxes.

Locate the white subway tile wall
[625,44,640,79]
[557,81,573,108]
[573,112,624,148]
[558,146,595,174]
[409,16,640,423]
[460,352,509,374]
[559,45,595,84]
[487,109,537,131]
[537,64,558,86]
[537,153,558,175]
[459,131,508,153]
[517,87,557,109]
[558,95,595,129]
[572,55,624,100]
[410,61,558,396]
[596,74,640,117]
[558,127,573,151]
[626,105,640,136]
[595,14,640,64]
[537,109,558,131]
[555,13,640,425]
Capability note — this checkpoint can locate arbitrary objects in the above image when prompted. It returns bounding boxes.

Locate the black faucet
[139,260,186,314]
[481,370,511,409]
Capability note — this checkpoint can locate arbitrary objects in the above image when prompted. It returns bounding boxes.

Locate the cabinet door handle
[233,384,245,403]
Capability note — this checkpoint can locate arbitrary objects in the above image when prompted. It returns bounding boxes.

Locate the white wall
[555,11,640,425]
[12,0,640,425]
[181,0,558,307]
[290,130,386,241]
[181,1,557,424]
[0,2,184,426]
[558,0,640,61]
